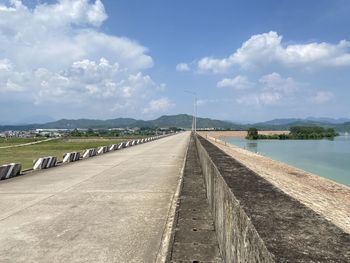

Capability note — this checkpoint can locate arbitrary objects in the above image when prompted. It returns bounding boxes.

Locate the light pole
[184,90,197,133]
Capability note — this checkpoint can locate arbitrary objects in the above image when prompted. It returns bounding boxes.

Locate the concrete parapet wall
[0,163,22,180]
[195,134,350,263]
[195,135,273,262]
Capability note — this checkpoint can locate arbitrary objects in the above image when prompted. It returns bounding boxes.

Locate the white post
[194,94,197,133]
[185,90,197,133]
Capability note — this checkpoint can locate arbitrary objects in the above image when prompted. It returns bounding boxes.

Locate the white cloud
[259,72,299,93]
[217,75,253,90]
[197,31,350,73]
[196,99,207,106]
[143,97,175,114]
[176,63,190,72]
[0,0,164,118]
[235,73,299,106]
[236,92,281,106]
[0,58,161,111]
[311,91,335,104]
[0,0,153,71]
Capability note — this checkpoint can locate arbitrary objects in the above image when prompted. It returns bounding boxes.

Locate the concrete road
[0,132,190,263]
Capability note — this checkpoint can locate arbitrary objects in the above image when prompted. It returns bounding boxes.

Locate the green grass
[0,136,141,170]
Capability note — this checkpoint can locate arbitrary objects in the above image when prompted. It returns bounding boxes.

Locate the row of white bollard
[0,163,22,180]
[0,133,175,181]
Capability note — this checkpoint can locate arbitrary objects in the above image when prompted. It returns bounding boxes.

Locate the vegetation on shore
[246,126,338,140]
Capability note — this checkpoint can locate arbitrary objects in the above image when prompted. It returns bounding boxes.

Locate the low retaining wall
[195,134,350,262]
[0,163,21,180]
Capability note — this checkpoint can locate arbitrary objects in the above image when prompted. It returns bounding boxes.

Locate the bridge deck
[0,132,190,263]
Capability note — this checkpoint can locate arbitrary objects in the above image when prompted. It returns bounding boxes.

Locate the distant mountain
[1,114,350,132]
[255,118,303,126]
[42,118,138,129]
[0,114,243,131]
[148,114,241,129]
[256,117,350,126]
[305,117,350,124]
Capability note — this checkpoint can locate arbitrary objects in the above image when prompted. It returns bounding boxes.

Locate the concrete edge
[155,132,190,263]
[194,134,275,262]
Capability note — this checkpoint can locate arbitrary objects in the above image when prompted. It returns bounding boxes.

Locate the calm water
[224,136,350,187]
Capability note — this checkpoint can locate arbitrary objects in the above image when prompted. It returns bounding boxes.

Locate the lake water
[224,136,350,187]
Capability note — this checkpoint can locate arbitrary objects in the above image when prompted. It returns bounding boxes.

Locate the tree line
[246,126,338,140]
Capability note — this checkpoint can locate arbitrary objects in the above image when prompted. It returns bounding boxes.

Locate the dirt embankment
[199,131,350,234]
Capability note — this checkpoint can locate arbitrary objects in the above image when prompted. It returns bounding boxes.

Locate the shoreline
[199,131,350,234]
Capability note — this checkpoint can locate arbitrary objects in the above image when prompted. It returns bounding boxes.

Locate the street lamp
[184,90,197,133]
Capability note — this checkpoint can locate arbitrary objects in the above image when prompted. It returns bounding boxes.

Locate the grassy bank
[0,136,140,169]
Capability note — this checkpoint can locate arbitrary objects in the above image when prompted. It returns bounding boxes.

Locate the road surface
[0,132,190,263]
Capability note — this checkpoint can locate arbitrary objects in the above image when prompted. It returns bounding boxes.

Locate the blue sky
[0,0,349,123]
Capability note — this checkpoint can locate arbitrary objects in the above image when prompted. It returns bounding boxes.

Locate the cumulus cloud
[216,75,253,90]
[0,0,163,118]
[176,63,190,72]
[259,72,299,93]
[311,91,335,104]
[235,73,300,106]
[0,57,162,114]
[197,31,350,73]
[236,92,281,106]
[143,97,175,114]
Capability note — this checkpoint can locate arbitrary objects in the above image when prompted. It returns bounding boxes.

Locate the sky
[0,0,350,124]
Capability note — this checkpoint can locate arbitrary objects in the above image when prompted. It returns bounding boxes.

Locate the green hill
[0,114,242,131]
[1,115,349,132]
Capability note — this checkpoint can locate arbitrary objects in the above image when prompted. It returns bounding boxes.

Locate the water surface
[224,136,350,187]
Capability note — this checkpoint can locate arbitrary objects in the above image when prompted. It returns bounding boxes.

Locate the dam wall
[194,134,350,262]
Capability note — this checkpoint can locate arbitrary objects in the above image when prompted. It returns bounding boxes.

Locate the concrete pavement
[0,132,190,263]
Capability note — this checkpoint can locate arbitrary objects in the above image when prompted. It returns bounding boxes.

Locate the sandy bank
[198,131,350,234]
